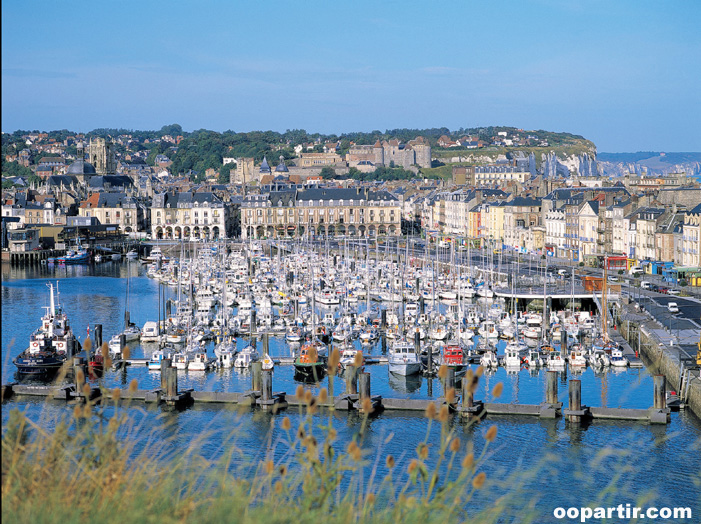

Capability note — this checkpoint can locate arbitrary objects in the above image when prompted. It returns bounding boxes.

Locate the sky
[2,0,700,152]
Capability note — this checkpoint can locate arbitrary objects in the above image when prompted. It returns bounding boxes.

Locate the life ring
[31,341,40,349]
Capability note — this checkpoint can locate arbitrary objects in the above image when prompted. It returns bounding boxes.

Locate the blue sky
[2,0,700,151]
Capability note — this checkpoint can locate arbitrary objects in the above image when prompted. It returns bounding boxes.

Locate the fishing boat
[503,342,523,368]
[545,349,566,370]
[234,344,259,369]
[13,283,76,376]
[609,347,629,368]
[293,339,327,381]
[173,351,190,370]
[588,348,610,368]
[523,349,543,368]
[440,343,469,378]
[188,352,210,371]
[388,338,421,376]
[57,246,90,264]
[568,343,588,367]
[148,350,166,370]
[479,349,499,369]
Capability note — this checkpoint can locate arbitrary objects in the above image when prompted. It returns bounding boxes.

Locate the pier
[1,369,671,424]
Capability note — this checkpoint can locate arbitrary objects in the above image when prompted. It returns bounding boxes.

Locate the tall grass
[1,366,525,524]
[3,361,697,524]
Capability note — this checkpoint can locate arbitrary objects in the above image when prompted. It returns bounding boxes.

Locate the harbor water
[2,261,700,516]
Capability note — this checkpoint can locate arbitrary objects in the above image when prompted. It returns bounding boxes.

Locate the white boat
[125,249,138,260]
[589,349,610,368]
[148,350,165,370]
[429,324,449,341]
[122,324,141,342]
[339,346,363,371]
[478,320,499,339]
[316,292,340,305]
[523,349,543,368]
[610,347,628,368]
[503,343,522,368]
[141,321,160,342]
[286,326,303,343]
[479,350,499,369]
[568,344,588,367]
[388,339,421,376]
[261,353,274,370]
[234,345,259,369]
[188,352,210,371]
[546,350,566,370]
[111,253,122,261]
[108,334,123,355]
[173,352,190,370]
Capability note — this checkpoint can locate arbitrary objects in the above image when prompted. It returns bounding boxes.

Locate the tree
[319,166,336,179]
[219,163,233,184]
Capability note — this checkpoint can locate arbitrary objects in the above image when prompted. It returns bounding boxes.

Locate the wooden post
[73,357,85,388]
[251,361,262,391]
[263,333,269,355]
[94,324,103,348]
[546,371,558,404]
[346,366,358,395]
[414,330,421,355]
[166,364,177,397]
[161,358,171,390]
[568,379,582,423]
[653,375,666,409]
[359,373,371,400]
[462,375,473,409]
[119,334,126,352]
[444,367,455,397]
[262,369,273,402]
[427,346,433,376]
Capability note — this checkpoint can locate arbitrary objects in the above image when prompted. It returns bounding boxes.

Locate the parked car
[658,287,669,294]
[650,284,660,292]
[667,302,679,313]
[667,289,681,296]
[640,281,651,290]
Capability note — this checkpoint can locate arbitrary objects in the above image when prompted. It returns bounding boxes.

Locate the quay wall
[617,302,701,418]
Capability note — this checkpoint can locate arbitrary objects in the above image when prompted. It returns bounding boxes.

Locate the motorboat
[141,321,160,343]
[188,352,210,371]
[610,347,629,368]
[388,338,421,376]
[234,344,259,369]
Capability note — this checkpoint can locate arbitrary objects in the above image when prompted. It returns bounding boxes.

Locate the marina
[2,240,700,516]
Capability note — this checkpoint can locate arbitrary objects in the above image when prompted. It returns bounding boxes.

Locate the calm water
[2,261,700,516]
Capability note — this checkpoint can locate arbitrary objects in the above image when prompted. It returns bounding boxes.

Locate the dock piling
[653,375,666,409]
[565,379,589,423]
[346,366,358,395]
[546,371,558,404]
[166,363,177,398]
[444,367,455,397]
[251,361,262,392]
[161,358,171,390]
[262,370,273,402]
[94,324,102,348]
[359,373,371,400]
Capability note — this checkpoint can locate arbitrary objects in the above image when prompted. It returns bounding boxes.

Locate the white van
[629,266,643,276]
[640,281,651,290]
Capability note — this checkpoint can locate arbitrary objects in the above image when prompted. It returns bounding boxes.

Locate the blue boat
[57,247,90,264]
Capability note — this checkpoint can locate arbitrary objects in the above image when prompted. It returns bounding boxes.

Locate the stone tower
[88,137,116,175]
[373,139,384,166]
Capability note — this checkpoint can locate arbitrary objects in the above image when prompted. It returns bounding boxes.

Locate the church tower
[89,137,117,175]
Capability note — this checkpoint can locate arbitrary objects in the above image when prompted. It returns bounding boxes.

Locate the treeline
[320,165,439,181]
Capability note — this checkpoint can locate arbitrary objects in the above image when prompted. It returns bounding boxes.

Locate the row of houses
[420,186,701,268]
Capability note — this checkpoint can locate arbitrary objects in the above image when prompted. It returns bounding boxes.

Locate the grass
[1,363,525,524]
[3,358,699,524]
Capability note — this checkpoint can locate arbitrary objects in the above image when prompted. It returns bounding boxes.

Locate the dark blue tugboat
[13,282,77,377]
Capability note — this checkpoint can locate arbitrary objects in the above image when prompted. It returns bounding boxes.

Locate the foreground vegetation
[2,363,519,524]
